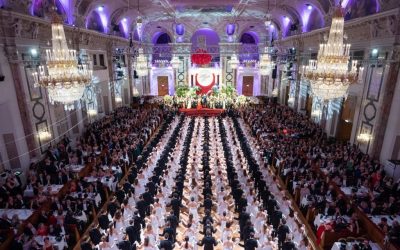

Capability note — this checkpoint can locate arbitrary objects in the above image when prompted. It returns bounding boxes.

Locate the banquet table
[341,186,379,198]
[34,235,68,250]
[331,241,381,250]
[43,185,64,195]
[369,215,400,227]
[314,214,350,228]
[84,176,116,191]
[0,209,33,221]
[23,186,35,197]
[69,192,102,207]
[67,164,85,173]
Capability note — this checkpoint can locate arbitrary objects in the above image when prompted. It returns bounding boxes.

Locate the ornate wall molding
[277,8,399,51]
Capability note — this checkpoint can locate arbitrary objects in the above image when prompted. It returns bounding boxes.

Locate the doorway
[157,76,169,96]
[242,76,254,96]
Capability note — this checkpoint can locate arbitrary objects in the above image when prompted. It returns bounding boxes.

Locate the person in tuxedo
[160,221,175,242]
[117,239,136,250]
[242,220,255,242]
[115,188,126,205]
[277,219,290,249]
[80,240,93,250]
[282,235,296,250]
[203,194,213,211]
[107,198,119,218]
[237,208,250,240]
[136,195,147,219]
[197,229,218,250]
[271,210,283,229]
[98,211,111,231]
[89,226,102,245]
[167,193,183,219]
[158,233,174,250]
[239,232,258,250]
[132,211,145,244]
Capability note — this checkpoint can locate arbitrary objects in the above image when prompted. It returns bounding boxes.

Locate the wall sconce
[311,109,322,117]
[87,109,97,116]
[38,129,51,141]
[357,133,372,143]
[115,97,122,103]
[288,97,295,105]
[272,88,278,97]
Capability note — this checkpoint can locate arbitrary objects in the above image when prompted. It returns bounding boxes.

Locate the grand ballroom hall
[0,0,400,249]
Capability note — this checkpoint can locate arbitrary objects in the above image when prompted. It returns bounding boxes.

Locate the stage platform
[179,108,225,117]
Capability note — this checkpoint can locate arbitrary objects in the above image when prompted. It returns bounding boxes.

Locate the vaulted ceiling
[2,0,395,43]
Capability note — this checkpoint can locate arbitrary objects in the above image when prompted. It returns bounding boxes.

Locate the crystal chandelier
[32,13,92,107]
[136,16,143,34]
[229,54,240,69]
[136,48,148,77]
[303,5,360,102]
[264,0,272,27]
[170,56,181,69]
[259,48,275,75]
[264,13,272,27]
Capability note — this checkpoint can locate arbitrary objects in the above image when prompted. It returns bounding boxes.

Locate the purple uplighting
[226,24,235,36]
[176,24,185,36]
[32,0,72,24]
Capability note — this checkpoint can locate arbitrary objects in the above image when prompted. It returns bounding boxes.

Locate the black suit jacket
[243,238,258,250]
[80,242,93,250]
[98,214,110,230]
[117,240,135,250]
[159,239,174,250]
[198,236,217,250]
[89,228,102,245]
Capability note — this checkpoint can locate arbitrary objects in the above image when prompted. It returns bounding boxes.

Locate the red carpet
[179,108,225,117]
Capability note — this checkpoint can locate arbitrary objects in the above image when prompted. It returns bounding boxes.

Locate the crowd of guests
[76,110,312,250]
[4,99,398,250]
[0,106,165,250]
[241,104,399,246]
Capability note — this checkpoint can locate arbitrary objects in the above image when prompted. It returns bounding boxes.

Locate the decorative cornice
[277,8,399,50]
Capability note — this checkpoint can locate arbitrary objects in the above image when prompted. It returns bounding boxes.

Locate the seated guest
[42,237,54,250]
[377,217,389,234]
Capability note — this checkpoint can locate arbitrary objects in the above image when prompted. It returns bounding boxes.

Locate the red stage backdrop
[195,73,215,95]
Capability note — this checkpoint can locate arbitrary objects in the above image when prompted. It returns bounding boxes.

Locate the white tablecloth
[331,242,381,250]
[44,185,64,195]
[314,214,350,228]
[0,209,33,220]
[369,215,400,227]
[34,236,68,250]
[84,176,116,191]
[68,164,85,173]
[24,187,34,197]
[341,186,379,197]
[70,192,101,207]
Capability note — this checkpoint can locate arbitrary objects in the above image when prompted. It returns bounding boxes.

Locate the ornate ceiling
[1,0,398,43]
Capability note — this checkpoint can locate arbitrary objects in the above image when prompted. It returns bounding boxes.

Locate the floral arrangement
[163,95,174,105]
[175,84,189,97]
[191,49,212,65]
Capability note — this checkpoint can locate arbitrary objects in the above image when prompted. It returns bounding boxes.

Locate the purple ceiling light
[282,16,291,37]
[226,24,235,36]
[176,23,185,36]
[120,18,129,38]
[302,4,314,32]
